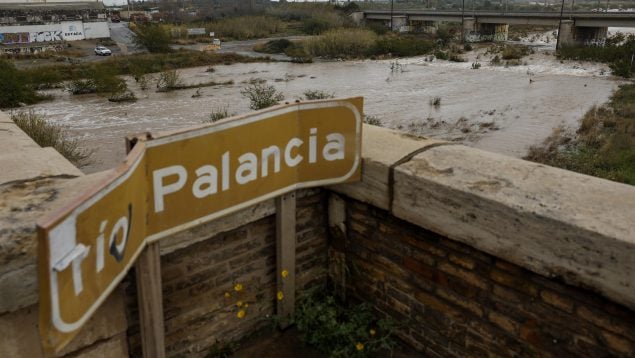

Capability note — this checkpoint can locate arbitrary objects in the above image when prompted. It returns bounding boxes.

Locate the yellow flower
[236,301,243,308]
[236,310,246,319]
[277,291,284,301]
[281,269,289,278]
[234,283,243,292]
[244,303,249,308]
[356,342,364,351]
[369,329,376,336]
[224,292,231,298]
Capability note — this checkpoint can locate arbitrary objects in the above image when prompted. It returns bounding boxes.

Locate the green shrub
[67,79,97,95]
[0,60,40,108]
[501,45,531,60]
[364,115,383,127]
[295,294,395,357]
[241,83,284,110]
[157,70,182,92]
[211,16,284,40]
[254,39,293,54]
[373,35,434,57]
[302,12,343,35]
[305,28,377,59]
[11,111,92,166]
[133,24,172,53]
[284,43,313,63]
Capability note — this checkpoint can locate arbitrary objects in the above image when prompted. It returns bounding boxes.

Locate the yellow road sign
[37,98,363,354]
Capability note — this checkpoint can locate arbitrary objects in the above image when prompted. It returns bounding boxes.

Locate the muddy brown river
[24,44,622,173]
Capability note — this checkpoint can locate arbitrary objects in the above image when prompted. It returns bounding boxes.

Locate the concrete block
[330,125,445,210]
[392,145,635,310]
[0,171,113,314]
[0,288,127,358]
[0,120,83,185]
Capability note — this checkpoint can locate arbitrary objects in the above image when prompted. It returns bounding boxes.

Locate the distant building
[0,1,110,54]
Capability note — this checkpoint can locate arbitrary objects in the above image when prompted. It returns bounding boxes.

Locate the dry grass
[11,111,92,167]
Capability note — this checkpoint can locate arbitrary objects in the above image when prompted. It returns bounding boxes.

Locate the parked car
[94,46,111,56]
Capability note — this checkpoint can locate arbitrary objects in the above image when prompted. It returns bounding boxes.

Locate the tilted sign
[37,98,363,353]
[187,27,206,35]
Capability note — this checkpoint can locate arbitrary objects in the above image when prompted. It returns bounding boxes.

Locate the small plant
[157,70,182,92]
[294,293,395,357]
[206,106,231,123]
[11,111,92,167]
[108,91,137,102]
[463,43,473,51]
[240,82,284,110]
[67,79,97,95]
[303,89,334,100]
[363,115,382,127]
[430,96,442,108]
[471,61,481,69]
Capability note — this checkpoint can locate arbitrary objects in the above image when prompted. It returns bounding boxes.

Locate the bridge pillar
[391,15,409,32]
[558,21,608,48]
[463,18,508,43]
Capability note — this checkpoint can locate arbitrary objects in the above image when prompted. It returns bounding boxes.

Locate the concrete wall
[0,20,109,44]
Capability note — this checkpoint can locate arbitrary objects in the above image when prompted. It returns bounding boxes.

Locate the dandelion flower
[356,342,364,351]
[369,329,376,336]
[224,292,231,298]
[281,269,289,278]
[236,310,246,319]
[244,303,249,308]
[277,291,284,301]
[236,301,243,308]
[234,283,243,292]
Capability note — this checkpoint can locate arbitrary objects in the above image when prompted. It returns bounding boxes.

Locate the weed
[205,106,232,123]
[471,61,481,69]
[241,83,284,110]
[294,293,395,357]
[11,111,92,167]
[303,90,334,100]
[364,115,382,127]
[430,97,442,108]
[156,70,182,91]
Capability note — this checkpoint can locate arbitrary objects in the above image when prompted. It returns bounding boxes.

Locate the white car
[94,46,112,56]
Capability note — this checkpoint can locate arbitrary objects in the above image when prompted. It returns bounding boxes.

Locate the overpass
[360,10,635,46]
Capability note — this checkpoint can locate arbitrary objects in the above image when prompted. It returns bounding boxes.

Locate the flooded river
[25,43,622,173]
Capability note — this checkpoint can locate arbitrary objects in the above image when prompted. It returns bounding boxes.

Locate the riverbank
[526,83,635,185]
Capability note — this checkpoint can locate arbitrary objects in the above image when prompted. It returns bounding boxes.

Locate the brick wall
[123,189,328,357]
[333,198,635,357]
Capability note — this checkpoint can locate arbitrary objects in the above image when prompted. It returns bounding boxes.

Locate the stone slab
[392,145,635,310]
[330,124,445,210]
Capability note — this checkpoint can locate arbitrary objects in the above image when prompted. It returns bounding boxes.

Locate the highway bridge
[358,10,635,46]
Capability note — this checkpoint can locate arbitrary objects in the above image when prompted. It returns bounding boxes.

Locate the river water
[25,42,623,173]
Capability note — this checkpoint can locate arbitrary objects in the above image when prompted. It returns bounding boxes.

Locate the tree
[133,24,172,53]
[0,60,39,108]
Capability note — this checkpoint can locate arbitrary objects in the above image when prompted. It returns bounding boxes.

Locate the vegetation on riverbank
[526,84,635,185]
[11,111,92,166]
[558,33,635,78]
[0,60,51,108]
[1,51,270,108]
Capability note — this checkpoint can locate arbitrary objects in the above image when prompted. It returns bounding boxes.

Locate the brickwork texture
[333,199,635,357]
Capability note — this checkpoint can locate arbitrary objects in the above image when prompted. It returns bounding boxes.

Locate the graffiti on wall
[0,32,30,44]
[0,31,63,44]
[464,30,508,43]
[30,31,63,43]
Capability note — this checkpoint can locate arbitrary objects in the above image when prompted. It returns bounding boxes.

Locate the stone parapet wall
[329,124,635,356]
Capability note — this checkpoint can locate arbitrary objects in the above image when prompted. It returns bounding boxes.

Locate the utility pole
[556,0,565,50]
[390,0,394,31]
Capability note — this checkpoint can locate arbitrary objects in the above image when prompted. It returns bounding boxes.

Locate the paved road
[109,21,143,54]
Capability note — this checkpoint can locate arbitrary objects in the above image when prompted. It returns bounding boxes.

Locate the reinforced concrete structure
[360,10,635,46]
